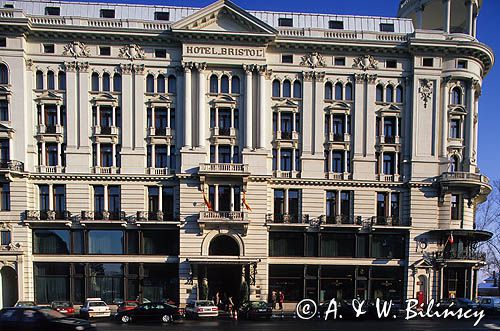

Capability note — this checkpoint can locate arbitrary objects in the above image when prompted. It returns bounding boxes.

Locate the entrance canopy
[186,256,261,265]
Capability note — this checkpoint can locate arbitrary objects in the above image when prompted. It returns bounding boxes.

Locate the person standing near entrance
[228,295,235,318]
[271,290,277,309]
[215,291,220,307]
[278,291,284,310]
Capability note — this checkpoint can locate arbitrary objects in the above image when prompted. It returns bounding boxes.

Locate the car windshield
[196,301,215,307]
[39,309,65,320]
[250,302,268,309]
[89,302,107,307]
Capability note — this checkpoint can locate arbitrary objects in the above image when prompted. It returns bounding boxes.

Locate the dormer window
[278,18,293,27]
[45,7,60,16]
[380,23,395,32]
[3,4,14,8]
[100,9,115,19]
[154,12,170,21]
[328,20,344,30]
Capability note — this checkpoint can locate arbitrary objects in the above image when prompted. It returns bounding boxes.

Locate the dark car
[116,301,139,313]
[115,302,181,324]
[319,299,360,320]
[238,301,272,320]
[435,298,479,313]
[50,301,75,317]
[0,307,96,331]
[367,299,401,319]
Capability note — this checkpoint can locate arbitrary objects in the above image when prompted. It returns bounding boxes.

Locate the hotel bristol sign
[183,44,266,62]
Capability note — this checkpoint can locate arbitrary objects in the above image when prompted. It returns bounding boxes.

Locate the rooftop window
[380,23,395,32]
[282,55,293,64]
[154,12,170,21]
[100,9,115,19]
[99,46,111,56]
[43,44,55,54]
[328,20,344,30]
[386,60,397,68]
[45,6,60,16]
[278,18,293,27]
[334,57,346,66]
[0,38,6,48]
[3,4,14,8]
[155,49,167,58]
[422,58,434,67]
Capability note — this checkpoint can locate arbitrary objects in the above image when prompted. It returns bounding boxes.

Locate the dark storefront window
[88,230,124,255]
[143,264,178,302]
[321,233,355,257]
[35,263,70,303]
[33,229,71,254]
[269,232,303,257]
[269,265,304,302]
[143,230,179,255]
[89,263,124,304]
[320,266,355,302]
[371,234,405,259]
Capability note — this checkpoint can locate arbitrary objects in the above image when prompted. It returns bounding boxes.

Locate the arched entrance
[0,266,18,308]
[202,235,245,309]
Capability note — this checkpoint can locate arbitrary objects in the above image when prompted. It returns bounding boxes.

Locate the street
[90,317,500,331]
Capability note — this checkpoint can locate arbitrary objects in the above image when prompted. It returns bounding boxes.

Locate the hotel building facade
[0,0,494,309]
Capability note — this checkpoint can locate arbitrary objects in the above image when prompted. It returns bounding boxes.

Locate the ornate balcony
[81,210,126,221]
[146,127,174,144]
[197,211,249,233]
[436,171,491,203]
[25,210,71,221]
[92,125,119,136]
[429,250,486,263]
[377,135,400,145]
[0,160,24,172]
[37,124,64,136]
[326,132,351,144]
[325,172,350,180]
[267,214,412,227]
[199,163,249,177]
[273,170,300,179]
[36,165,64,173]
[377,174,401,182]
[92,166,120,174]
[146,167,171,175]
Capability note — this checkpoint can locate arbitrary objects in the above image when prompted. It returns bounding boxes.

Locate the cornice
[28,173,179,182]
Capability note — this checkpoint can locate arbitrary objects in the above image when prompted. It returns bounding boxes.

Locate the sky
[65,0,500,180]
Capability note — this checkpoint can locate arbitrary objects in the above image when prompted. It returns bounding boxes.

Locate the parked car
[79,298,111,319]
[115,302,181,324]
[117,301,139,313]
[319,299,358,320]
[14,301,36,308]
[50,301,75,317]
[184,300,218,319]
[479,297,500,314]
[435,298,479,313]
[367,299,401,319]
[0,307,96,331]
[238,301,272,320]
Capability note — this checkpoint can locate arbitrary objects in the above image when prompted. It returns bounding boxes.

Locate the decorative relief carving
[419,79,433,108]
[302,71,326,82]
[63,61,77,72]
[354,73,378,84]
[300,52,327,69]
[119,44,145,61]
[25,59,34,71]
[63,61,88,73]
[182,61,194,72]
[352,55,379,71]
[63,41,91,58]
[77,62,89,73]
[194,62,207,72]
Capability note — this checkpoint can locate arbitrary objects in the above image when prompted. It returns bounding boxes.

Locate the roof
[2,0,415,34]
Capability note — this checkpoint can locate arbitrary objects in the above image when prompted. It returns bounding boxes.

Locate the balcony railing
[267,214,412,227]
[275,131,299,141]
[273,170,300,179]
[327,132,351,143]
[0,160,24,172]
[210,127,237,137]
[430,250,486,262]
[93,126,119,135]
[377,174,401,182]
[81,210,126,221]
[147,127,173,137]
[136,210,171,222]
[199,211,247,222]
[439,172,490,185]
[37,124,63,135]
[199,163,249,174]
[37,165,64,173]
[25,210,71,221]
[93,166,120,174]
[146,167,171,175]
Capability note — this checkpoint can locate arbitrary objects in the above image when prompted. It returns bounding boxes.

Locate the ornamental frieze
[63,41,91,58]
[352,55,379,71]
[119,44,146,61]
[419,79,433,108]
[300,52,326,69]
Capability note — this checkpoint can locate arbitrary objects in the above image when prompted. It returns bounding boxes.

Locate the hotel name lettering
[184,45,265,59]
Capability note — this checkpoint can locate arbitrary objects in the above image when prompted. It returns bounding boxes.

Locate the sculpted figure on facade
[300,52,327,69]
[119,44,146,61]
[352,55,379,71]
[62,41,91,58]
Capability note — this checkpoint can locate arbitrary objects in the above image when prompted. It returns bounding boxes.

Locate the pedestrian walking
[278,291,284,310]
[271,290,277,309]
[228,296,235,318]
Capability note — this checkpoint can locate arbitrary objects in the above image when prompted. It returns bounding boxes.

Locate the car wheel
[162,314,172,323]
[121,315,131,323]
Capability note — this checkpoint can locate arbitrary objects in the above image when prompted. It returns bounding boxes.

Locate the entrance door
[207,265,242,307]
[1,266,18,308]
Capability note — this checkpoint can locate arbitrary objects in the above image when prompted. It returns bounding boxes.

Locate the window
[91,73,99,92]
[0,100,9,121]
[209,74,218,94]
[100,9,115,18]
[0,139,9,162]
[108,186,121,218]
[329,20,344,29]
[345,83,353,100]
[272,80,280,97]
[102,72,110,92]
[167,75,176,94]
[380,23,395,32]
[231,76,240,94]
[396,86,403,103]
[376,84,384,102]
[58,71,66,90]
[154,11,170,21]
[325,82,333,100]
[36,70,43,89]
[33,230,70,254]
[269,232,303,257]
[391,193,400,219]
[386,60,397,68]
[88,263,124,304]
[0,230,10,245]
[377,193,387,219]
[451,194,462,220]
[451,87,462,105]
[89,231,123,254]
[45,6,60,16]
[334,82,343,100]
[0,38,6,47]
[340,191,351,218]
[154,49,167,58]
[3,4,14,8]
[371,234,404,259]
[43,44,55,54]
[219,75,229,94]
[53,185,66,214]
[46,71,55,90]
[113,73,121,92]
[34,263,70,304]
[386,85,394,103]
[93,186,105,216]
[326,191,336,222]
[99,46,111,56]
[334,57,346,66]
[383,153,395,175]
[0,183,9,211]
[282,54,293,63]
[457,60,468,69]
[293,81,302,98]
[146,74,154,93]
[450,119,461,139]
[422,58,434,67]
[278,18,293,27]
[148,187,160,216]
[157,74,165,93]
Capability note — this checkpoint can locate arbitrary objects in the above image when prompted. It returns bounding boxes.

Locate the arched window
[102,72,110,92]
[91,72,99,92]
[157,74,165,93]
[210,74,218,94]
[325,82,333,100]
[282,80,291,98]
[451,87,462,105]
[113,73,121,92]
[36,70,44,89]
[376,84,384,102]
[146,74,155,93]
[221,75,229,94]
[272,79,281,97]
[0,64,8,84]
[396,85,403,103]
[58,71,66,90]
[293,81,302,98]
[231,76,240,94]
[47,71,55,90]
[345,83,353,101]
[167,75,176,94]
[450,155,460,172]
[334,82,343,100]
[386,85,394,103]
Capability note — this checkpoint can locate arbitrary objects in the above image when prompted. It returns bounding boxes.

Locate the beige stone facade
[0,0,494,309]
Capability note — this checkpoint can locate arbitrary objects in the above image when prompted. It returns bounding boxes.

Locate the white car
[80,298,111,318]
[185,300,218,319]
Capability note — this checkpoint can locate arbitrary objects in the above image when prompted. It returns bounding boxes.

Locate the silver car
[185,300,218,319]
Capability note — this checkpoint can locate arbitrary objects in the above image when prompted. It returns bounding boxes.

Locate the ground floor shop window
[34,262,178,304]
[443,267,471,299]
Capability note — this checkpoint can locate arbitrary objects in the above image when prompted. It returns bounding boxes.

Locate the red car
[50,301,75,316]
[117,301,139,313]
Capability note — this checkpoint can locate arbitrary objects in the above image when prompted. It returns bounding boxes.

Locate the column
[112,106,116,127]
[158,184,163,211]
[214,185,219,211]
[151,144,156,168]
[40,104,45,126]
[57,143,61,167]
[183,63,192,148]
[48,184,54,210]
[473,13,478,37]
[103,185,109,211]
[466,0,474,35]
[197,63,206,148]
[313,72,325,155]
[336,191,341,217]
[41,141,46,166]
[443,0,451,34]
[466,83,475,165]
[291,149,296,171]
[302,73,314,154]
[440,81,450,157]
[343,150,348,174]
[112,144,116,167]
[56,104,61,126]
[473,97,479,164]
[244,65,253,149]
[395,152,399,176]
[230,187,235,212]
[96,143,101,167]
[258,67,266,149]
[214,145,219,163]
[416,6,424,29]
[96,105,101,128]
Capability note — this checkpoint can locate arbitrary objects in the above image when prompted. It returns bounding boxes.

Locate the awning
[426,229,492,242]
[185,256,261,265]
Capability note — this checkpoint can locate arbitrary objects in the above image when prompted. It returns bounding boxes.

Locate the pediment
[377,104,401,113]
[0,86,11,95]
[325,101,351,111]
[172,0,276,36]
[273,99,299,110]
[0,122,14,133]
[210,94,237,106]
[91,93,118,104]
[146,94,172,106]
[449,105,467,115]
[412,258,434,269]
[35,91,62,103]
